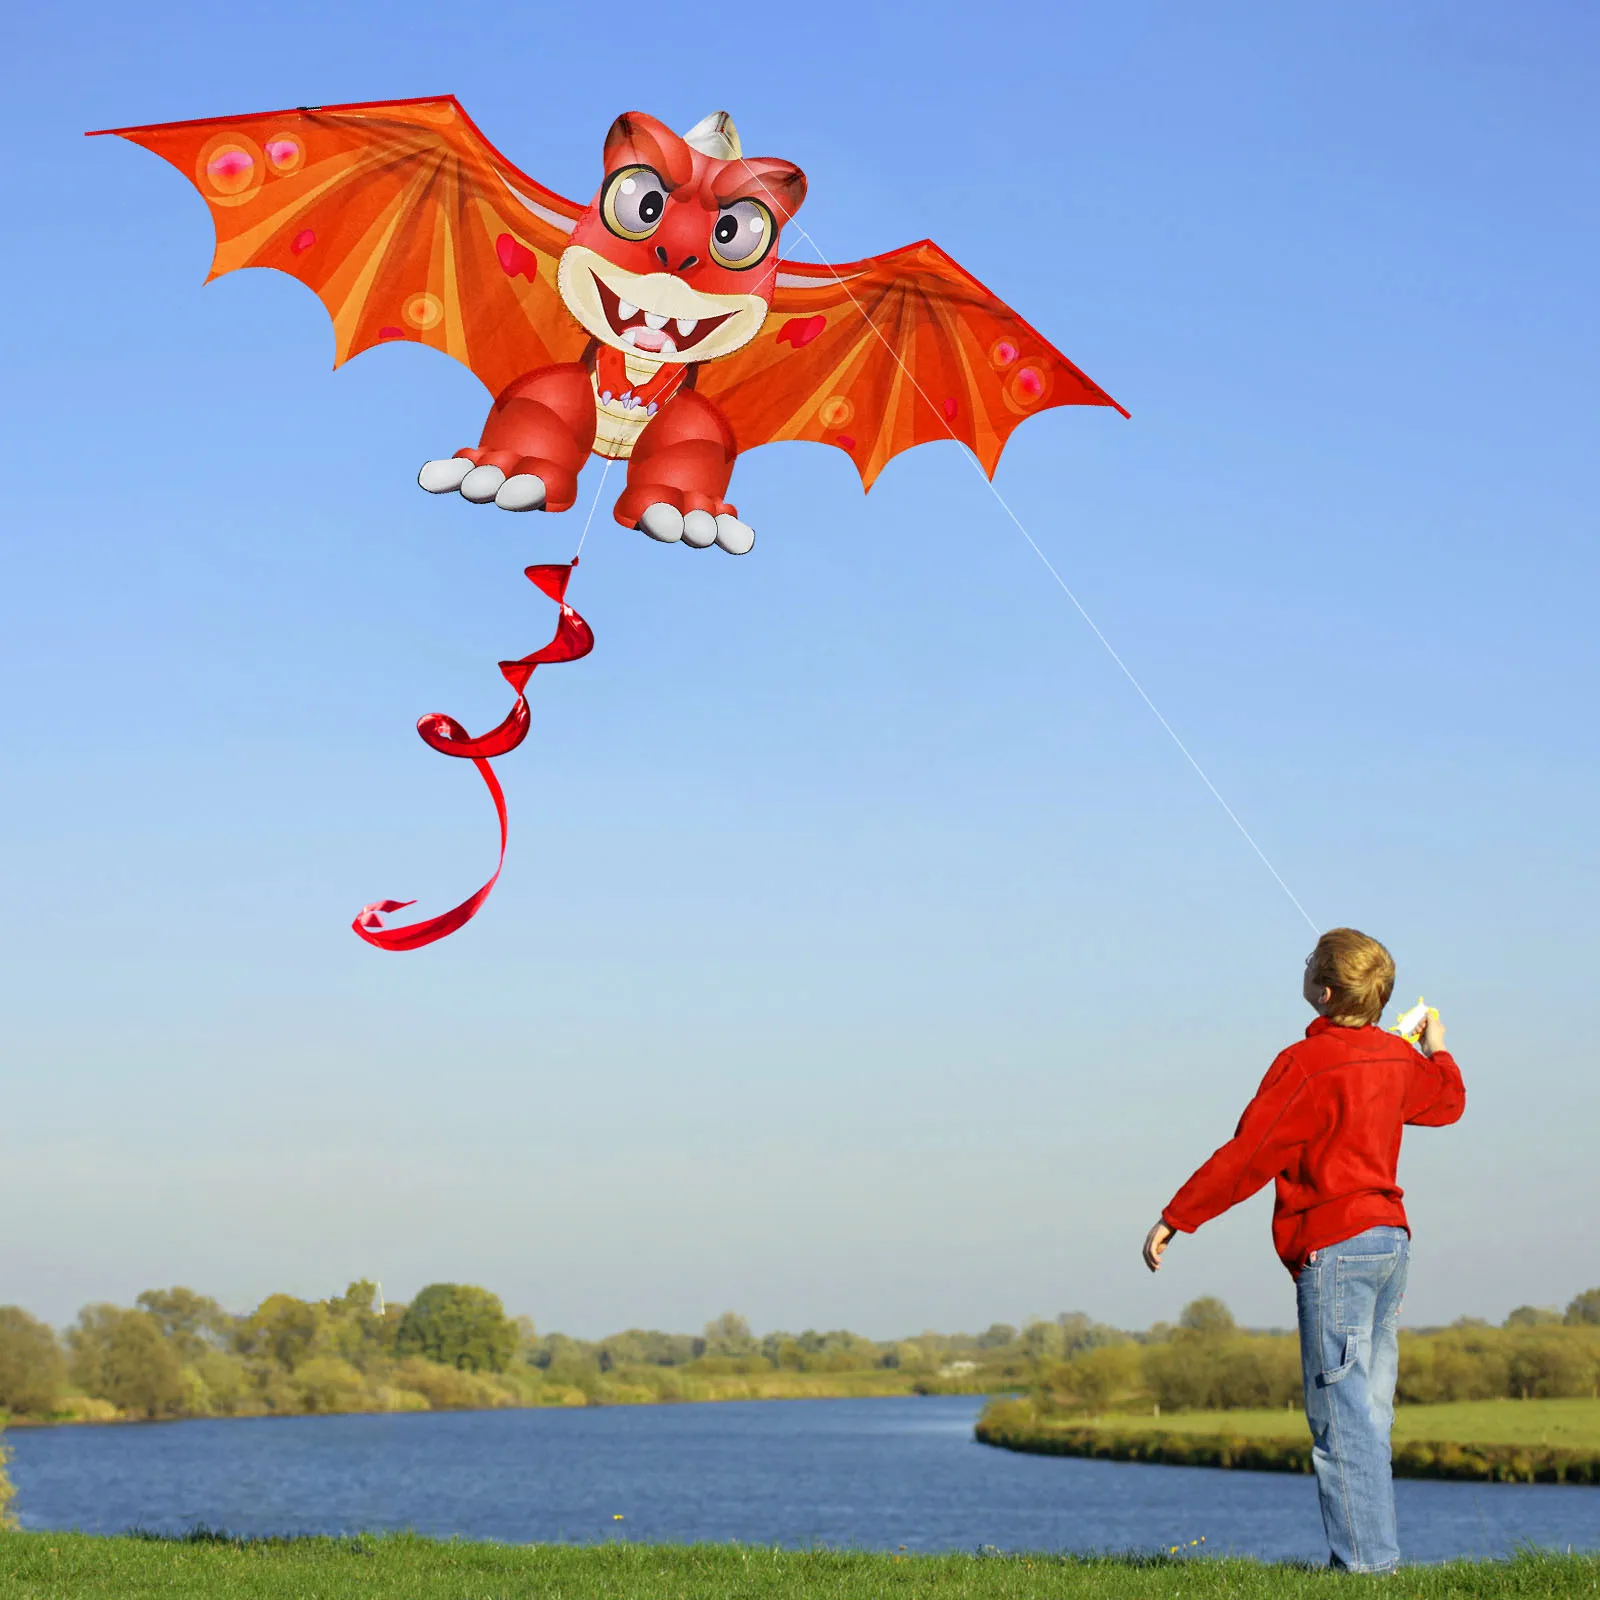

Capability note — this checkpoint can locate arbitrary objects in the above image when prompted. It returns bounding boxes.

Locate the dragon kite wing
[90,95,590,399]
[694,241,1128,490]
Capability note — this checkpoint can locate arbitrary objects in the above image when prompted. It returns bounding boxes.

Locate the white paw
[460,464,506,503]
[681,509,718,548]
[419,458,473,494]
[714,514,755,555]
[495,474,547,512]
[639,503,684,543]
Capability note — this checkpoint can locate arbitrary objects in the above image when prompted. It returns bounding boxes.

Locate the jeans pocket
[1335,1251,1401,1332]
[1316,1331,1362,1388]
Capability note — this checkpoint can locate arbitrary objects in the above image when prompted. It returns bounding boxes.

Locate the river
[5,1396,1597,1563]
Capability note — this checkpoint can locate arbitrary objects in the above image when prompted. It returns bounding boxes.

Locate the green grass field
[1079,1400,1600,1449]
[0,1534,1596,1600]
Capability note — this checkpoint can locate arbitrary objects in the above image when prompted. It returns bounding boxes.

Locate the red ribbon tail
[352,560,592,952]
[417,703,531,760]
[350,757,508,951]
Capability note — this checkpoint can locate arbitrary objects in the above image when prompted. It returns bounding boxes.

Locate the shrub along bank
[976,1397,1600,1484]
[0,1430,14,1531]
[1023,1294,1600,1416]
[975,1290,1600,1485]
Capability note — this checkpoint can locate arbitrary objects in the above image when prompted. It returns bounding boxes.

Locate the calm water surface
[7,1397,1598,1564]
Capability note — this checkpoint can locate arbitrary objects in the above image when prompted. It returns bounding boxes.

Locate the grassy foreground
[0,1534,1597,1600]
[977,1398,1600,1483]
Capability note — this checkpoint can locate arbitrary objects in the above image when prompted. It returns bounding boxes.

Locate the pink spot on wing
[291,229,316,255]
[777,314,826,348]
[1016,367,1044,399]
[265,140,297,166]
[209,150,252,180]
[943,398,959,420]
[835,434,856,449]
[378,326,404,339]
[496,232,539,280]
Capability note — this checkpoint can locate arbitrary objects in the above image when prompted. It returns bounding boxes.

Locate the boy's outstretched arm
[1140,1051,1306,1272]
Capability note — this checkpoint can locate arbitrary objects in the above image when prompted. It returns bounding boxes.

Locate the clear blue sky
[2,1,1595,1337]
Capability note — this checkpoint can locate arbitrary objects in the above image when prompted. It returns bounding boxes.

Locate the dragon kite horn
[683,111,741,161]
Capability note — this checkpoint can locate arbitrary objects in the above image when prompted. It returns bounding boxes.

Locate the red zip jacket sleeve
[1161,1048,1309,1234]
[1403,1048,1465,1126]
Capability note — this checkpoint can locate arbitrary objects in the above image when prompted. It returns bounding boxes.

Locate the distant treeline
[0,1284,1036,1424]
[1,1283,1596,1427]
[1028,1291,1600,1417]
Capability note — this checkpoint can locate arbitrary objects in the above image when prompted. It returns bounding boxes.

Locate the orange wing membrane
[91,95,590,399]
[695,240,1129,491]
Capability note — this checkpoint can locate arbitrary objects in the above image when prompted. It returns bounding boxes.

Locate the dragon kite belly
[92,95,1126,944]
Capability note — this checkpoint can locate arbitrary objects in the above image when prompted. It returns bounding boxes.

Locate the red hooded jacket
[1162,1017,1465,1274]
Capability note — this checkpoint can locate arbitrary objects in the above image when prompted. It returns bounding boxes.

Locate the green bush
[396,1285,517,1374]
[1506,1328,1598,1399]
[1141,1332,1300,1412]
[0,1429,15,1531]
[1400,1323,1599,1403]
[0,1306,67,1417]
[67,1306,188,1420]
[293,1357,371,1414]
[390,1357,513,1410]
[1568,1288,1600,1326]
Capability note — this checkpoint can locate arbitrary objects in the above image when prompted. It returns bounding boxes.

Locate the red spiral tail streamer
[352,562,594,951]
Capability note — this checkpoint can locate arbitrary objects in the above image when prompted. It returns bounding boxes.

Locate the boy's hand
[1143,1220,1176,1273]
[1420,1012,1447,1056]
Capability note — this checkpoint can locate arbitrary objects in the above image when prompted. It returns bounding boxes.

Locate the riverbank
[4,1368,992,1429]
[976,1397,1600,1484]
[0,1532,1595,1598]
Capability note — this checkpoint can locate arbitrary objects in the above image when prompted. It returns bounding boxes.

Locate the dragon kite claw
[494,474,548,512]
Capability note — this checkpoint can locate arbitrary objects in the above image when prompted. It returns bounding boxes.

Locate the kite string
[745,168,1318,933]
[572,456,613,562]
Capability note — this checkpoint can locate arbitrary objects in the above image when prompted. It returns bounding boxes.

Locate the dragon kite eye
[602,166,668,241]
[709,200,774,270]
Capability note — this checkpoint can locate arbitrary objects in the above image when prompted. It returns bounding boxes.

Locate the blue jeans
[1295,1226,1410,1573]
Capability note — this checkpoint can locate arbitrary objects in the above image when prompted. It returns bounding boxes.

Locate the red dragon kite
[94,96,1126,947]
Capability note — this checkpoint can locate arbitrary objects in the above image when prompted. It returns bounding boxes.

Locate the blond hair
[1309,927,1395,1027]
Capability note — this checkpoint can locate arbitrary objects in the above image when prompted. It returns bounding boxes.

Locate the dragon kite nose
[654,243,701,273]
[649,198,713,276]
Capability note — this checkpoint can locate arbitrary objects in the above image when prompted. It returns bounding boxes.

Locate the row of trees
[2,1284,1596,1424]
[0,1281,535,1423]
[1033,1292,1600,1415]
[0,1283,1047,1422]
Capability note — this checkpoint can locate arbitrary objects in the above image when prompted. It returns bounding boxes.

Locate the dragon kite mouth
[592,273,734,358]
